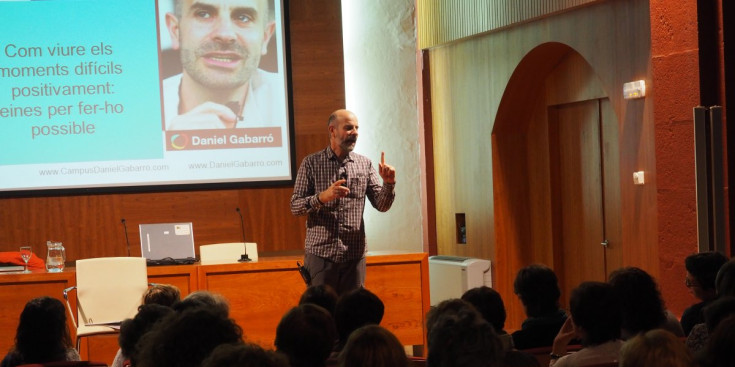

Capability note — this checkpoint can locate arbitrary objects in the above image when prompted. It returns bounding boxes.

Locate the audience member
[619,329,693,367]
[136,306,243,367]
[172,290,230,317]
[502,350,541,367]
[608,267,684,339]
[686,296,735,353]
[680,252,727,335]
[426,299,503,367]
[461,286,512,350]
[0,297,80,367]
[142,283,181,307]
[511,264,567,349]
[549,282,622,367]
[111,284,182,367]
[333,288,385,352]
[299,284,339,316]
[202,343,290,367]
[715,257,735,297]
[116,304,174,367]
[338,325,409,367]
[695,315,735,367]
[275,303,337,367]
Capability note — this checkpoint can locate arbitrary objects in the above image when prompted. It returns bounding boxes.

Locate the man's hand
[379,151,396,184]
[168,102,238,130]
[319,179,350,203]
[551,317,576,357]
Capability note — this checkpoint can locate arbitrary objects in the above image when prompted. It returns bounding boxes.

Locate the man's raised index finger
[381,151,385,165]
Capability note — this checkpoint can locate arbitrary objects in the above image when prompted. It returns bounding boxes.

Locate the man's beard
[180,41,260,90]
[340,137,357,152]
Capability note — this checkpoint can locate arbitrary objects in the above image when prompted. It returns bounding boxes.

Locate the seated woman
[1,296,80,367]
[549,282,622,367]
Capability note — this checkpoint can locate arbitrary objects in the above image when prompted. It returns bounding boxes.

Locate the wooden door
[549,99,609,301]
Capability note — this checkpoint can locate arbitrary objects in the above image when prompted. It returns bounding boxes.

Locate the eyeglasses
[685,277,701,288]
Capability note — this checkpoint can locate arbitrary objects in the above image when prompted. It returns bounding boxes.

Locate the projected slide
[0,0,292,194]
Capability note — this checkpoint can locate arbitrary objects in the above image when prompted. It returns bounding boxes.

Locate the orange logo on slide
[170,133,189,150]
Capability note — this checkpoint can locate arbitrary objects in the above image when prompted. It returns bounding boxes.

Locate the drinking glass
[19,246,32,273]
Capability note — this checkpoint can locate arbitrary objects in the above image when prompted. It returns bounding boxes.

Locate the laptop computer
[139,222,197,265]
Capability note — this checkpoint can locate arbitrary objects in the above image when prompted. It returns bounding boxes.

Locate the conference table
[0,252,430,362]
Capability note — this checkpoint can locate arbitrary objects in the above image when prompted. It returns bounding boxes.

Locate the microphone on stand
[235,207,252,262]
[121,218,131,257]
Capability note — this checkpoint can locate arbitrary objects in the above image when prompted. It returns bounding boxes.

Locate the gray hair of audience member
[299,284,339,316]
[715,258,735,297]
[201,343,289,367]
[275,303,337,367]
[173,290,230,316]
[143,284,181,307]
[426,299,504,367]
[338,325,409,367]
[619,329,693,367]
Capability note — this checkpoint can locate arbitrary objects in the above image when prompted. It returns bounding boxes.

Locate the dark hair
[143,284,181,307]
[513,264,561,317]
[275,303,337,367]
[334,288,385,350]
[136,306,243,367]
[608,267,666,336]
[338,325,409,367]
[685,252,728,291]
[502,350,541,367]
[703,296,735,332]
[697,315,735,367]
[715,258,735,297]
[202,343,289,367]
[426,299,503,367]
[173,290,229,317]
[119,304,174,366]
[299,284,339,316]
[12,296,73,364]
[461,286,507,333]
[569,282,620,345]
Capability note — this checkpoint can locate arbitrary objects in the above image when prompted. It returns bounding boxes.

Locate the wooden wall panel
[0,0,345,261]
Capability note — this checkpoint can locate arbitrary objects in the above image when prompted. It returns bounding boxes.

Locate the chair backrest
[199,242,258,264]
[75,257,148,325]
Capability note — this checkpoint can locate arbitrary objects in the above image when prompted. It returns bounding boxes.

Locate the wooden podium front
[0,252,429,364]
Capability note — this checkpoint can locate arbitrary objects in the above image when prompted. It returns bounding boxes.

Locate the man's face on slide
[171,0,275,90]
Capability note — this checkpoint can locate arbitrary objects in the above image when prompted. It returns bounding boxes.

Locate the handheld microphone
[225,101,244,121]
[340,170,347,187]
[235,207,252,262]
[121,218,131,257]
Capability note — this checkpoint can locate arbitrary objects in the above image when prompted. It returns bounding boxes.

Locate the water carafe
[46,241,65,272]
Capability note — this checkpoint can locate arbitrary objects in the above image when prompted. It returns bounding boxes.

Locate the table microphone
[235,207,252,262]
[121,218,131,257]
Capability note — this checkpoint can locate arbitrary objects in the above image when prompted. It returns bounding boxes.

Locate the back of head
[202,343,290,367]
[513,264,561,317]
[338,325,409,367]
[173,290,230,317]
[334,288,385,348]
[426,299,503,367]
[14,296,72,364]
[569,281,620,345]
[608,267,666,336]
[685,252,727,292]
[715,258,735,297]
[136,306,243,367]
[619,329,692,367]
[275,303,337,367]
[697,315,735,367]
[502,350,541,367]
[119,304,174,365]
[143,284,181,307]
[299,284,339,316]
[461,286,507,333]
[703,296,735,332]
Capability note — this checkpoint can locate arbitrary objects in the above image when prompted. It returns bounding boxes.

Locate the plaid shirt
[290,147,395,262]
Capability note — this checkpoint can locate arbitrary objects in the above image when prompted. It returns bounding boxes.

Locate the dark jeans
[304,253,365,295]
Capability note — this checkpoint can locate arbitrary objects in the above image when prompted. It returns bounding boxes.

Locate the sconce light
[623,80,646,99]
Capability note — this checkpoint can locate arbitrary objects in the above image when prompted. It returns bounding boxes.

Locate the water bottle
[46,241,66,272]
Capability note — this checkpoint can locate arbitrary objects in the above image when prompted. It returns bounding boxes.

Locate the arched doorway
[492,43,623,329]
